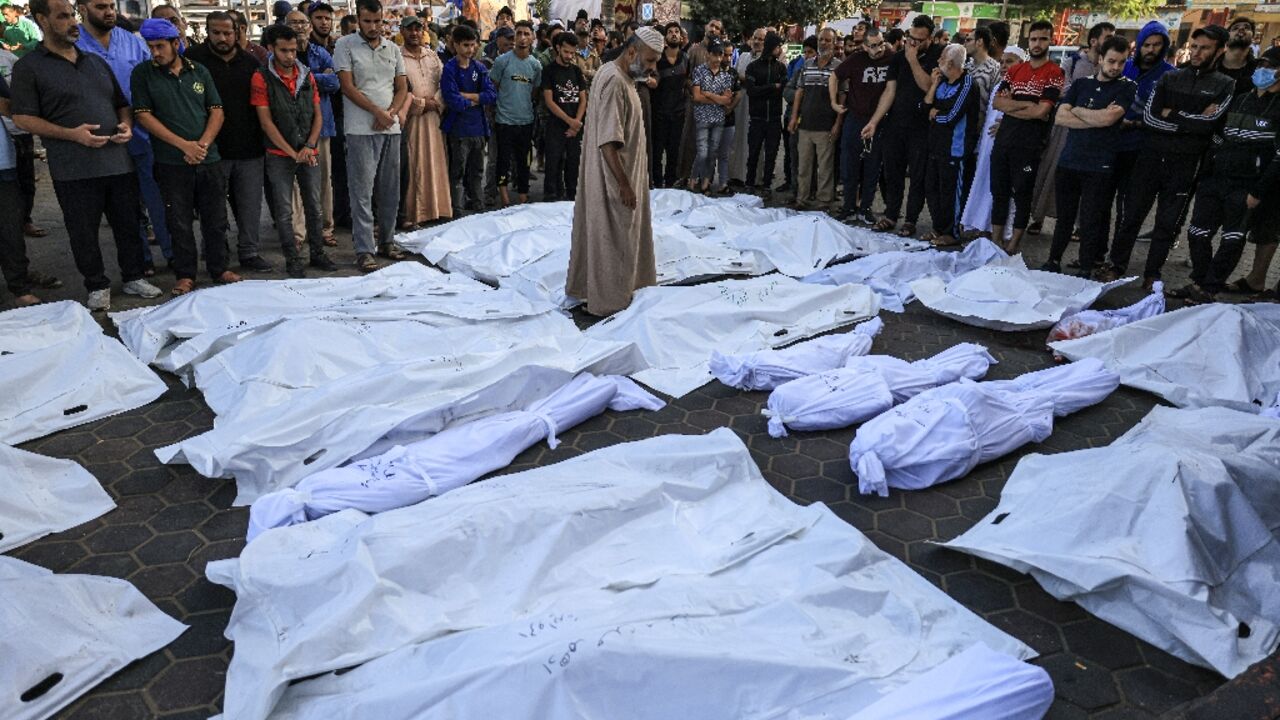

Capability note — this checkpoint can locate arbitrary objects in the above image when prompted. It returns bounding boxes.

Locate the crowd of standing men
[0,0,1277,314]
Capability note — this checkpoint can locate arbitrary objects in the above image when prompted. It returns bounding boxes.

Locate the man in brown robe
[566,26,662,317]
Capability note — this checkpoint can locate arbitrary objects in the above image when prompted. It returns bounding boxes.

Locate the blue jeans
[129,139,172,264]
[693,124,723,184]
[840,113,882,215]
[345,133,401,255]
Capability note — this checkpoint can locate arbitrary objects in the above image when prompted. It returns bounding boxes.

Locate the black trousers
[880,121,929,223]
[50,172,146,292]
[924,152,964,237]
[330,125,351,227]
[495,122,534,195]
[1187,174,1253,292]
[14,134,35,223]
[989,142,1041,231]
[745,115,782,188]
[1048,166,1114,274]
[154,162,230,281]
[0,177,31,297]
[543,123,582,201]
[650,111,683,188]
[1110,151,1200,279]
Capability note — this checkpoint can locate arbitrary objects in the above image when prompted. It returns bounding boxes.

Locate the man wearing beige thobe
[566,26,663,316]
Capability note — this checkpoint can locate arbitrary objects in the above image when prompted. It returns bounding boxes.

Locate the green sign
[784,42,803,63]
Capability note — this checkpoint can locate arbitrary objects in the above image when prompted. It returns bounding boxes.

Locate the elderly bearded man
[565,26,661,317]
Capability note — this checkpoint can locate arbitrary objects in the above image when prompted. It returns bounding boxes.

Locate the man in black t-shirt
[650,21,688,188]
[868,13,941,235]
[540,30,588,201]
[831,26,893,222]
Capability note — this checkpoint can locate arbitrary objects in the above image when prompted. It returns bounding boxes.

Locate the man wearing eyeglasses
[186,10,274,273]
[831,25,893,225]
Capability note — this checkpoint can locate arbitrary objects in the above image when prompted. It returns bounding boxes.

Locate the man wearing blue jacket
[922,44,977,246]
[441,23,496,217]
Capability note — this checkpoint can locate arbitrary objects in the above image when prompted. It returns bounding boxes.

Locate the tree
[689,0,871,37]
[1017,0,1161,20]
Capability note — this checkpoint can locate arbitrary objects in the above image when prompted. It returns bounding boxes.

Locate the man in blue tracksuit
[441,24,497,216]
[1096,20,1174,281]
[922,44,977,246]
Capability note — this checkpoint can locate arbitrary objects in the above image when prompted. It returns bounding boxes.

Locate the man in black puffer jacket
[743,31,786,195]
[1109,25,1235,288]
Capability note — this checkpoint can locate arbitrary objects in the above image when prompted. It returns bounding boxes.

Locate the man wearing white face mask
[1173,45,1280,304]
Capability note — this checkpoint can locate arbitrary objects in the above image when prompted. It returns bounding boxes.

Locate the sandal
[323,234,338,247]
[930,234,963,248]
[1249,288,1278,302]
[873,217,896,232]
[215,270,242,285]
[896,222,916,238]
[357,253,379,272]
[920,231,939,243]
[23,223,47,238]
[171,278,195,296]
[1227,278,1265,295]
[14,293,42,307]
[378,244,407,261]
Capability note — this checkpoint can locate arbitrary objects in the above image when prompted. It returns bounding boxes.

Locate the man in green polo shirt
[131,17,241,295]
[1,1,41,57]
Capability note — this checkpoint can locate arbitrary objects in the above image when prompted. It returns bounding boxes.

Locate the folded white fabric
[0,301,166,444]
[0,444,115,553]
[585,276,881,398]
[1047,281,1165,351]
[764,343,996,438]
[848,358,1119,496]
[709,317,883,391]
[911,255,1134,331]
[111,263,487,372]
[944,406,1280,678]
[1,556,186,720]
[850,643,1053,720]
[805,238,1007,312]
[208,430,1031,720]
[1050,303,1280,413]
[246,374,663,541]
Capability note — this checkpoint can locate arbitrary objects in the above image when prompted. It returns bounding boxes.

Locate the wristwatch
[305,142,317,150]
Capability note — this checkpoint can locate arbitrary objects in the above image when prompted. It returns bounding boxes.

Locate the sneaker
[87,288,110,311]
[774,182,793,193]
[240,255,275,273]
[1092,265,1121,283]
[857,209,876,226]
[286,258,307,278]
[1038,261,1062,273]
[122,278,162,299]
[310,253,338,272]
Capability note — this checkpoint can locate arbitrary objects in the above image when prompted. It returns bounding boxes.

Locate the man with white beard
[566,26,662,317]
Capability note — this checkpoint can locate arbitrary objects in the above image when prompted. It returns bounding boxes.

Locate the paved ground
[8,156,1280,719]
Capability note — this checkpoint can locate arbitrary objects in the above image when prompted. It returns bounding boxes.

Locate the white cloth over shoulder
[849,359,1119,496]
[911,255,1134,331]
[1050,303,1280,413]
[851,643,1053,720]
[1,556,186,720]
[709,317,883,391]
[944,406,1280,678]
[805,238,1008,312]
[1047,281,1165,349]
[208,430,1031,720]
[585,276,881,398]
[246,374,663,541]
[764,343,996,437]
[0,301,165,444]
[0,445,115,553]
